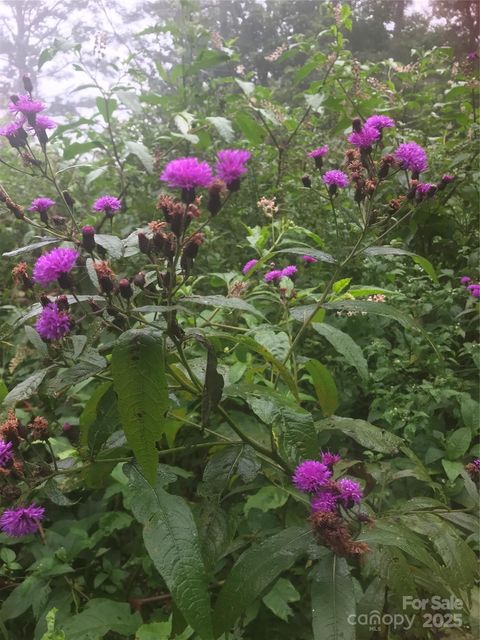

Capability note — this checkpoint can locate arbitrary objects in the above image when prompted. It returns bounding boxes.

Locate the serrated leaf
[262,578,300,622]
[59,599,141,639]
[311,555,355,640]
[3,237,58,258]
[316,416,402,453]
[213,526,311,636]
[111,329,169,485]
[206,116,234,142]
[125,140,154,173]
[445,427,472,460]
[305,359,338,416]
[202,445,259,495]
[312,323,368,381]
[126,465,214,640]
[363,246,438,282]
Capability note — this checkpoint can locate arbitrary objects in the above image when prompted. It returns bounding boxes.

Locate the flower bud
[352,117,362,133]
[81,225,96,252]
[302,174,312,188]
[133,272,146,289]
[181,187,196,205]
[207,179,225,216]
[56,295,69,311]
[138,232,150,254]
[22,75,33,94]
[40,295,52,308]
[119,278,133,299]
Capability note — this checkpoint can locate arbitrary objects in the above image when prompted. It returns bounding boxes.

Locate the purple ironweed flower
[34,115,56,130]
[308,145,329,158]
[302,255,318,264]
[0,504,45,537]
[281,265,297,279]
[33,247,79,287]
[0,121,28,148]
[160,157,213,189]
[337,478,363,507]
[321,452,341,468]
[292,460,331,493]
[365,115,395,131]
[0,440,13,467]
[81,225,96,252]
[215,149,251,189]
[92,195,121,217]
[473,458,480,469]
[460,276,472,285]
[29,197,55,214]
[394,142,428,176]
[467,51,479,61]
[416,182,437,199]
[264,269,283,283]
[322,170,349,189]
[35,302,71,341]
[9,95,45,117]
[347,126,380,149]
[441,174,454,183]
[467,284,480,298]
[311,490,338,513]
[242,259,258,275]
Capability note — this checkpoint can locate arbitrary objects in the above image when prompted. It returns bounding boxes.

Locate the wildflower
[367,294,386,303]
[160,157,213,190]
[365,115,395,131]
[311,491,338,513]
[308,145,329,169]
[242,259,258,275]
[437,174,454,191]
[466,458,480,479]
[460,276,472,285]
[337,478,363,507]
[0,504,45,537]
[292,460,331,493]
[215,149,251,191]
[321,452,341,468]
[323,169,349,196]
[302,174,312,188]
[0,121,28,148]
[29,197,55,222]
[207,179,226,216]
[309,510,370,557]
[119,279,133,300]
[28,416,49,441]
[92,195,121,217]
[9,95,45,126]
[394,142,428,177]
[467,51,479,61]
[415,182,437,200]
[34,115,56,130]
[264,45,287,62]
[81,225,96,252]
[0,440,13,467]
[35,302,71,341]
[33,247,79,287]
[347,126,380,149]
[302,255,318,264]
[257,196,278,218]
[12,262,33,288]
[281,265,297,279]
[264,269,283,283]
[0,411,22,446]
[467,284,480,298]
[93,261,116,294]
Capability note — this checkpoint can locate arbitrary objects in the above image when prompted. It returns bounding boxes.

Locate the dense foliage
[0,3,478,639]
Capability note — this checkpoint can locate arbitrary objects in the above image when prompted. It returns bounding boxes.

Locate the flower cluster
[264,265,297,283]
[0,504,45,537]
[293,453,370,556]
[32,247,79,287]
[35,301,72,341]
[460,276,480,299]
[394,141,428,177]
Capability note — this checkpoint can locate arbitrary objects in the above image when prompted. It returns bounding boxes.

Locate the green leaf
[125,140,154,173]
[96,96,117,123]
[446,427,472,460]
[316,416,402,453]
[442,459,464,482]
[262,578,300,622]
[305,360,338,416]
[213,526,311,636]
[115,90,142,113]
[276,246,336,263]
[94,234,124,258]
[311,555,355,640]
[4,367,52,406]
[59,599,141,639]
[235,111,265,144]
[202,445,259,495]
[205,116,234,142]
[235,78,255,96]
[244,486,288,515]
[135,621,172,640]
[63,141,104,160]
[363,246,438,282]
[182,295,265,319]
[323,300,419,330]
[2,238,58,258]
[305,93,325,113]
[111,329,169,485]
[126,465,214,640]
[312,323,368,381]
[1,575,46,620]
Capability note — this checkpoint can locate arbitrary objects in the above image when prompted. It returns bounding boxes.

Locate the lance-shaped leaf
[312,323,368,381]
[276,246,336,263]
[111,329,168,485]
[363,246,438,282]
[311,554,355,640]
[213,526,311,636]
[127,465,214,640]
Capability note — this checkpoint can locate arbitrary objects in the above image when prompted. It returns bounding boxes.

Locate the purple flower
[29,197,55,214]
[160,157,213,189]
[92,195,122,216]
[292,460,331,493]
[0,440,13,467]
[467,52,479,61]
[0,121,28,148]
[9,95,45,117]
[337,478,363,507]
[365,115,395,131]
[264,269,283,283]
[394,142,428,175]
[302,255,318,264]
[34,115,56,130]
[322,170,349,189]
[281,265,297,279]
[311,490,338,513]
[473,458,480,469]
[416,182,437,198]
[460,276,472,285]
[0,504,45,537]
[35,303,71,341]
[242,259,258,275]
[33,247,79,287]
[441,174,454,183]
[321,452,341,467]
[308,146,329,158]
[347,126,380,149]
[215,149,251,188]
[467,284,480,298]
